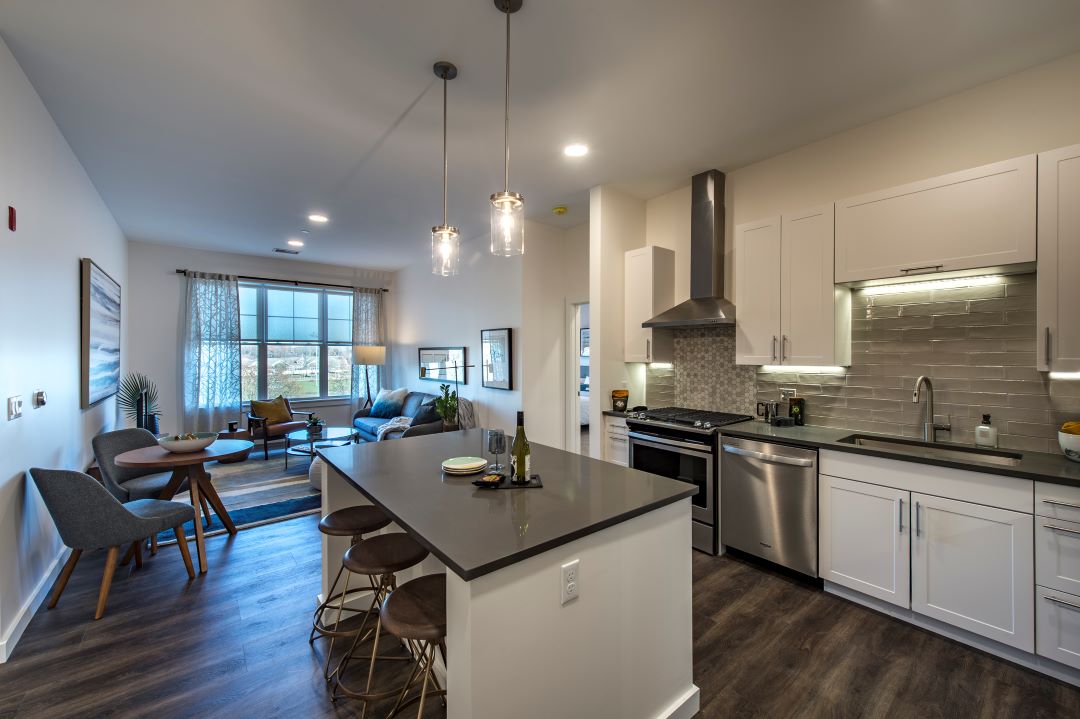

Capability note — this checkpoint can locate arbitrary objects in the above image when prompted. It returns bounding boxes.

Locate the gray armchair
[29,468,196,619]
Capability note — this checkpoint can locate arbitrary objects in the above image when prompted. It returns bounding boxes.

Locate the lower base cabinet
[911,493,1034,652]
[1037,586,1080,670]
[604,416,628,466]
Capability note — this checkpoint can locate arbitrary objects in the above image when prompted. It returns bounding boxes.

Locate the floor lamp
[353,345,386,407]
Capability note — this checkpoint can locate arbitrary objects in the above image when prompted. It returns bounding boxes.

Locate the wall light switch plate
[8,395,24,420]
[561,559,580,605]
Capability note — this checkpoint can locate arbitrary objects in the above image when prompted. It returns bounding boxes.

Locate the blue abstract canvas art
[81,258,121,407]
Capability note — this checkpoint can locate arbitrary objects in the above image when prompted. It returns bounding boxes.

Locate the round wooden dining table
[114,439,253,574]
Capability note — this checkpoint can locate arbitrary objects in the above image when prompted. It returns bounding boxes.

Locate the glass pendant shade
[490,191,524,257]
[431,225,460,276]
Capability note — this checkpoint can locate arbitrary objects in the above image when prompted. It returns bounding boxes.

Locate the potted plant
[434,383,459,431]
[118,372,161,434]
[306,413,324,434]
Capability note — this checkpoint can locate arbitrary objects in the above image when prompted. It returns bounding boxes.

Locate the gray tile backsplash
[649,273,1080,454]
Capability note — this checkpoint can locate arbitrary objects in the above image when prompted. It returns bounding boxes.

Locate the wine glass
[487,429,507,473]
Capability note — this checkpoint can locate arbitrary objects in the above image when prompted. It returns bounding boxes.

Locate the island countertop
[317,429,697,581]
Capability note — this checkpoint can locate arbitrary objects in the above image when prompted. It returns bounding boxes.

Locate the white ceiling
[4,1,1080,269]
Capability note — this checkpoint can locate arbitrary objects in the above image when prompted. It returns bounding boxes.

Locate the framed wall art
[481,328,513,390]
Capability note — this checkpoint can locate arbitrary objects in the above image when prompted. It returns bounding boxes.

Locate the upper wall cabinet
[624,246,674,363]
[1037,143,1080,372]
[835,155,1037,283]
[735,206,851,366]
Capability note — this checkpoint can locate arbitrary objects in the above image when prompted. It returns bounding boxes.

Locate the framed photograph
[481,328,513,391]
[80,258,122,408]
[418,346,467,384]
[580,327,590,357]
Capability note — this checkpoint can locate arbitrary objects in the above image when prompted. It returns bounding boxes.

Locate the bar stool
[331,533,430,707]
[312,506,393,680]
[379,574,447,718]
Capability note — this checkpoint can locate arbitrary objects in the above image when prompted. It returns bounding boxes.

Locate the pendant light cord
[503,7,511,193]
[442,72,449,226]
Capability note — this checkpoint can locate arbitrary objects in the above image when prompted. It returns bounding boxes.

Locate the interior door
[911,493,1034,651]
[735,216,781,365]
[781,205,836,366]
[819,475,910,608]
[1037,143,1080,372]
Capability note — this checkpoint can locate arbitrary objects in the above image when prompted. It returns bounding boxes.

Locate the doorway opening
[565,302,590,454]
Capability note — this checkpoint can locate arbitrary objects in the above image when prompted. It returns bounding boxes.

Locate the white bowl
[158,432,217,454]
[1060,431,1080,463]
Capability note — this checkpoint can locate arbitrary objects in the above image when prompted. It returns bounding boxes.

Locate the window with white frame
[239,282,353,401]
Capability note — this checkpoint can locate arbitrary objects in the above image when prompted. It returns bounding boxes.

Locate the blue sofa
[352,390,443,442]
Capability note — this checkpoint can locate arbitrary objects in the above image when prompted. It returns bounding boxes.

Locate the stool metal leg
[385,640,445,718]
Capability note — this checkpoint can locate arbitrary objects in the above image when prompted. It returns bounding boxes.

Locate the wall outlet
[561,559,580,605]
[7,395,24,421]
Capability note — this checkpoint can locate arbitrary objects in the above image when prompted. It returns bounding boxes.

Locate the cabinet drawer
[1036,482,1080,523]
[1037,586,1080,671]
[605,420,628,436]
[1037,516,1080,595]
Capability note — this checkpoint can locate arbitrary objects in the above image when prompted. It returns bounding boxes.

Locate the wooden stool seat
[343,533,429,577]
[319,506,391,537]
[380,574,446,643]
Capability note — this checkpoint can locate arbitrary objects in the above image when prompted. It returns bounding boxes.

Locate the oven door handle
[721,444,815,467]
[627,432,713,454]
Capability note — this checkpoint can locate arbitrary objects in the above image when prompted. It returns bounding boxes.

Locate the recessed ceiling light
[563,143,589,158]
[308,213,329,223]
[287,239,304,247]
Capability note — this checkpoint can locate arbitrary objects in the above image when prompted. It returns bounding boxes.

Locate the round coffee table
[285,426,357,468]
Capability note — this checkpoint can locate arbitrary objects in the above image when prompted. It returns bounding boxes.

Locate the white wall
[646,185,692,304]
[0,38,128,661]
[125,240,392,432]
[589,186,646,453]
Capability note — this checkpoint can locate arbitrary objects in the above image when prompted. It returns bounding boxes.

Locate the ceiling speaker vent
[273,248,300,255]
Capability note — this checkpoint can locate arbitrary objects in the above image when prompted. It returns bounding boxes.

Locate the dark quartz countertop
[719,421,1080,488]
[317,429,696,581]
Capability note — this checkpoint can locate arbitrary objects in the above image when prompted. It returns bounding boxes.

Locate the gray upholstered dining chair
[30,468,197,620]
[92,428,212,540]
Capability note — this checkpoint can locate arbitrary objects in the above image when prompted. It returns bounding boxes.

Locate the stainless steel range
[626,407,753,554]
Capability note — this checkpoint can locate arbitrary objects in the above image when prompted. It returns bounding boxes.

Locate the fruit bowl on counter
[1060,422,1080,463]
[158,432,217,454]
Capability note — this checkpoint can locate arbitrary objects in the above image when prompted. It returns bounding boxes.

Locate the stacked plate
[441,456,488,476]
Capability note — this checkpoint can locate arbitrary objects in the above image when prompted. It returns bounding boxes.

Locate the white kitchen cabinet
[603,415,628,466]
[819,475,910,608]
[624,246,674,363]
[1037,143,1080,372]
[835,155,1036,283]
[1036,481,1080,524]
[735,207,850,366]
[1037,586,1080,671]
[911,492,1034,652]
[1037,515,1080,597]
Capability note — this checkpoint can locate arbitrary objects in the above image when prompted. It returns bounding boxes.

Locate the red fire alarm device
[7,206,14,232]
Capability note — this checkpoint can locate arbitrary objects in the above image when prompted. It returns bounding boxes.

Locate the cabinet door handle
[1045,327,1052,365]
[1045,524,1080,536]
[646,338,651,362]
[898,498,904,533]
[1042,499,1080,510]
[1045,594,1080,612]
[900,265,943,275]
[771,336,778,363]
[781,335,788,362]
[915,501,921,537]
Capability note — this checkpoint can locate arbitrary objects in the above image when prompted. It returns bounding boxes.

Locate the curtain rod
[174,269,389,293]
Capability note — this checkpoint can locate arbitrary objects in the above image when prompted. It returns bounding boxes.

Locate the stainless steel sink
[836,434,1023,467]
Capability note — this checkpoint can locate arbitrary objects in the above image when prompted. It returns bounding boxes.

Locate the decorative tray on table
[472,473,543,489]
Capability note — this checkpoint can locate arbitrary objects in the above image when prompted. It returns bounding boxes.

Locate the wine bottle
[510,411,531,483]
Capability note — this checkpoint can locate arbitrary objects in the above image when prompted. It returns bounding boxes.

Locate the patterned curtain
[181,271,241,432]
[350,287,386,408]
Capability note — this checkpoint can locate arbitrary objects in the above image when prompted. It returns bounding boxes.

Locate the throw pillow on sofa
[370,388,408,419]
[250,395,292,424]
[413,399,441,426]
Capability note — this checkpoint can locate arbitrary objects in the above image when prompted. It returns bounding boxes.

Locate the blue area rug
[156,494,321,544]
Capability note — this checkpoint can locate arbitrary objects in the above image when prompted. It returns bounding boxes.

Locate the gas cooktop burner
[626,407,753,430]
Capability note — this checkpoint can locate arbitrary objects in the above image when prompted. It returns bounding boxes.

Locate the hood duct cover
[643,169,735,328]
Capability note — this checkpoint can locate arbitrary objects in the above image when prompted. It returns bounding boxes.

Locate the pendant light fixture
[432,60,460,276]
[490,0,525,257]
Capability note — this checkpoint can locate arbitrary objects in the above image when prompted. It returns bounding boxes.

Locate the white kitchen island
[317,429,699,719]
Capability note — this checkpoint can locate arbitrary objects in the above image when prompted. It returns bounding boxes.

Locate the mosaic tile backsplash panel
[650,274,1080,454]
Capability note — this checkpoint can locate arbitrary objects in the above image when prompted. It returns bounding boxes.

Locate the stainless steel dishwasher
[720,436,818,577]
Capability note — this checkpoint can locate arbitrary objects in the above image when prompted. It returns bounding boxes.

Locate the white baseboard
[0,547,66,663]
[658,685,700,719]
[825,582,1080,688]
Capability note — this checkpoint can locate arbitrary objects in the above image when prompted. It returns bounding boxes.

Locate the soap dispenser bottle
[975,414,998,449]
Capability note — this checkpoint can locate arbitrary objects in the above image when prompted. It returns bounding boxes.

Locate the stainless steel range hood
[643,169,735,328]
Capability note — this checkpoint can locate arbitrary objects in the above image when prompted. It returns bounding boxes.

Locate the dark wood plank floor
[2,515,1078,718]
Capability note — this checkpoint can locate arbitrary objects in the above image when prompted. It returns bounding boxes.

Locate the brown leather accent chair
[247,398,311,460]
